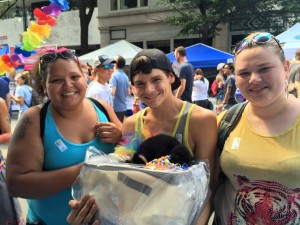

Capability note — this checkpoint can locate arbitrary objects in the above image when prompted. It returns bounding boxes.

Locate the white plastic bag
[72,147,210,225]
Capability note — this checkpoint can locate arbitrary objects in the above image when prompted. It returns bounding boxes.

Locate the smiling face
[132,69,174,108]
[234,46,289,107]
[44,58,87,108]
[95,65,114,83]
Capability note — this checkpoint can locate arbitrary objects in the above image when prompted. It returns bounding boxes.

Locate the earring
[285,80,288,99]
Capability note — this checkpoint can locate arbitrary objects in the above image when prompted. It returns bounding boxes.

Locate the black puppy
[131,134,192,165]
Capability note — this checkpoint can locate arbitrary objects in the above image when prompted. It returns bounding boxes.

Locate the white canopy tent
[276,23,300,60]
[78,40,142,65]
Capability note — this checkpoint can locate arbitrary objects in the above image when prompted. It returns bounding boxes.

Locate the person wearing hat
[215,63,226,105]
[86,55,116,107]
[67,49,217,225]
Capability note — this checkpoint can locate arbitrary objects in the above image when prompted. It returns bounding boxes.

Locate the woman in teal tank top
[6,49,122,225]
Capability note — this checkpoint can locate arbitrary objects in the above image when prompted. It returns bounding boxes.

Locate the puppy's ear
[170,145,192,165]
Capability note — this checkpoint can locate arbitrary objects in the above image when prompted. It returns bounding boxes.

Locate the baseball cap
[217,63,225,71]
[93,55,116,68]
[130,49,181,91]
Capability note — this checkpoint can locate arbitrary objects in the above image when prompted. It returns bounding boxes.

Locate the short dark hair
[130,49,181,91]
[224,63,234,72]
[115,55,126,68]
[194,68,203,75]
[194,68,204,81]
[175,46,186,57]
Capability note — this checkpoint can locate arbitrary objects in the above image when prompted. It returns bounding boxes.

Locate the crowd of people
[0,32,299,225]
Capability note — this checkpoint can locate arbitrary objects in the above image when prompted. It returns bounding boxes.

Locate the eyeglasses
[233,32,283,56]
[97,64,114,70]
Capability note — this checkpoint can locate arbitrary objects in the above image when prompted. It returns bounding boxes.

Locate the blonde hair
[235,32,285,64]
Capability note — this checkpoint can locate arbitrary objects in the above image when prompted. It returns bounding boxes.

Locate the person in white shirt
[86,55,115,108]
[192,68,211,109]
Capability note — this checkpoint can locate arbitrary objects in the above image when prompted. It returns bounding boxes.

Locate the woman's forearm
[7,163,82,199]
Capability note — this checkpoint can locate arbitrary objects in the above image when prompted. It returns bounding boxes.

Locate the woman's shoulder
[22,104,43,119]
[14,106,42,137]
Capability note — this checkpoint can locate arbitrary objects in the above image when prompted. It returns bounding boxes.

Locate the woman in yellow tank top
[214,32,300,225]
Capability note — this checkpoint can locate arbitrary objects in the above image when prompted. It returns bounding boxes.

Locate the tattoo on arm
[12,116,33,141]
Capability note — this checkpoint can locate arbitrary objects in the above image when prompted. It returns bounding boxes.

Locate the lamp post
[21,0,27,31]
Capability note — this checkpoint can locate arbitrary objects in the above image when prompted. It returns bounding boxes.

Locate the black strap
[40,101,50,139]
[39,98,110,140]
[217,102,247,183]
[217,102,247,155]
[24,87,33,107]
[87,97,110,122]
[24,100,30,108]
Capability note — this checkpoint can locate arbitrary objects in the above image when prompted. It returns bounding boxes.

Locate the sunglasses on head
[40,49,76,64]
[234,32,283,56]
[39,49,78,78]
[98,64,114,70]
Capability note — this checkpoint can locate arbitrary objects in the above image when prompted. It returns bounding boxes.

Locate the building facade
[0,0,286,55]
[97,0,230,53]
[0,0,233,55]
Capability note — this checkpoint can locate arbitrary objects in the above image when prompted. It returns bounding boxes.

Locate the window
[111,0,118,11]
[110,0,148,11]
[120,0,137,9]
[140,0,148,7]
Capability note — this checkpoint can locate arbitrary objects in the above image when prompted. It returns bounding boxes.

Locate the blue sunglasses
[97,64,114,70]
[234,32,283,56]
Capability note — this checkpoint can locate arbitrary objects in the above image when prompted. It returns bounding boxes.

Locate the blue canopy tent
[167,43,234,68]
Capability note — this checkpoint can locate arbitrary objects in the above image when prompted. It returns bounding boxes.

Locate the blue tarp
[0,44,9,56]
[167,43,234,68]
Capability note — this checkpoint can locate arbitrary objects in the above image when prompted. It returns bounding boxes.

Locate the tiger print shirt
[214,110,300,225]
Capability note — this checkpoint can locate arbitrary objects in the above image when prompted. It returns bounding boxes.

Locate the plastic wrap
[72,147,210,225]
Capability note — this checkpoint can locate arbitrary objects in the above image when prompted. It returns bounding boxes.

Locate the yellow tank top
[135,101,195,157]
[214,110,300,225]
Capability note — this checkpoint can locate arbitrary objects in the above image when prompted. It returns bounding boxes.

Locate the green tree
[0,0,18,19]
[75,0,97,54]
[159,0,300,45]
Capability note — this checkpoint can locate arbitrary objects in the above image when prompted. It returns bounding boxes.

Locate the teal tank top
[27,99,115,225]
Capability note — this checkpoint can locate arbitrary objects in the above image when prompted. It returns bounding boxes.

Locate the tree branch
[0,0,18,19]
